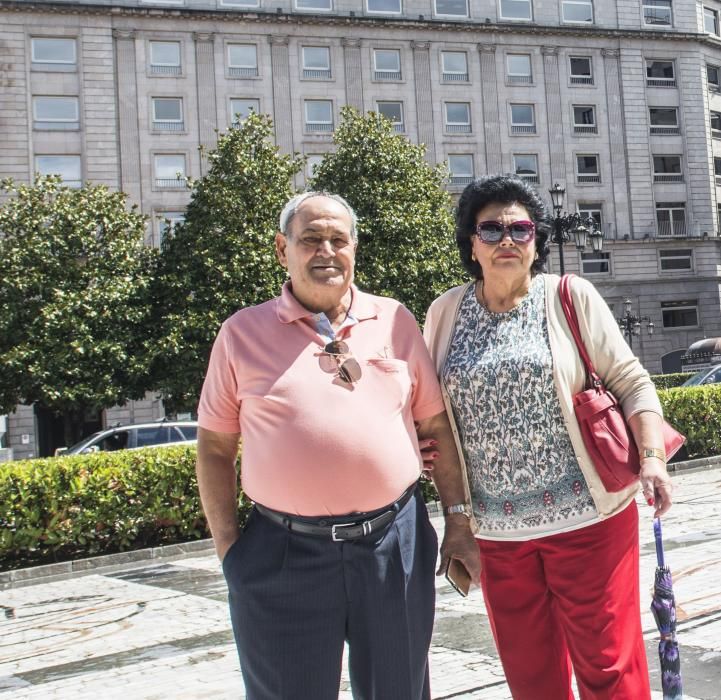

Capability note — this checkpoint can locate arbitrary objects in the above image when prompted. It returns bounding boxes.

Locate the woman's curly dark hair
[455,174,551,280]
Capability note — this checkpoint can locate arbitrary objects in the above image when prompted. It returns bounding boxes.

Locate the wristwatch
[443,503,472,519]
[640,447,666,462]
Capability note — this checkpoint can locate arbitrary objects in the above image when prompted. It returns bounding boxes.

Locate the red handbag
[559,275,686,492]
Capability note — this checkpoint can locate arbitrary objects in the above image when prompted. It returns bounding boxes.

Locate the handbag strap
[558,274,603,389]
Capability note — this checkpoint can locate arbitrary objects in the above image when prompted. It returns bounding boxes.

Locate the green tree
[0,177,158,445]
[309,107,464,321]
[152,112,303,413]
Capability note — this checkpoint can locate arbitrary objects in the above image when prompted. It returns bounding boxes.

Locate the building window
[661,300,698,328]
[444,102,472,133]
[302,46,331,79]
[562,0,593,23]
[705,6,719,34]
[573,105,597,134]
[659,248,692,271]
[227,44,258,78]
[35,155,82,188]
[646,60,676,87]
[581,251,610,275]
[157,211,185,243]
[304,100,334,132]
[513,154,539,183]
[708,64,721,90]
[448,154,474,186]
[295,0,332,9]
[712,111,721,136]
[715,156,721,181]
[152,97,184,131]
[220,0,260,5]
[149,41,181,75]
[306,154,324,178]
[230,98,260,124]
[510,104,536,134]
[367,0,402,13]
[656,202,686,237]
[441,51,468,82]
[435,0,468,16]
[153,154,186,189]
[507,53,532,84]
[649,107,680,135]
[643,0,672,26]
[576,154,600,183]
[569,56,593,85]
[32,96,79,130]
[376,101,404,132]
[577,204,602,227]
[500,0,532,20]
[373,49,401,80]
[653,155,683,183]
[31,37,76,68]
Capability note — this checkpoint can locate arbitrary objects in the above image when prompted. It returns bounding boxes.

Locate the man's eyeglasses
[323,340,362,384]
[474,220,536,244]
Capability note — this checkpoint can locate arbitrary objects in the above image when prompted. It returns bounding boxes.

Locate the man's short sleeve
[197,322,242,433]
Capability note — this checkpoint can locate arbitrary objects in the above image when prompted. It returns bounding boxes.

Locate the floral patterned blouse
[442,274,598,539]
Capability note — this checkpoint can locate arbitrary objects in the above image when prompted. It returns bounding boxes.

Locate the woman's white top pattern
[442,274,598,539]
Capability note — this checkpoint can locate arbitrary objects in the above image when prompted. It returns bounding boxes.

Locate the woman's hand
[417,437,439,476]
[639,457,673,518]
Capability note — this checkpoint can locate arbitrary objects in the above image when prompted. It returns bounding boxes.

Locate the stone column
[113,29,142,208]
[601,48,631,239]
[411,41,435,162]
[268,35,294,154]
[342,38,363,111]
[541,45,566,185]
[478,43,502,173]
[194,32,217,175]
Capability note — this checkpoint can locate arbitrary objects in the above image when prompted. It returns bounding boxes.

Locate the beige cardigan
[424,273,663,535]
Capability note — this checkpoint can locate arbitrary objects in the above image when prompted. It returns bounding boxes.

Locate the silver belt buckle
[331,519,373,541]
[331,523,351,541]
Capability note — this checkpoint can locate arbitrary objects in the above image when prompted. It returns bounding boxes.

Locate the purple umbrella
[650,518,683,700]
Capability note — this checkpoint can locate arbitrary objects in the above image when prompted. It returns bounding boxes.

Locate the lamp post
[617,298,654,350]
[548,183,603,275]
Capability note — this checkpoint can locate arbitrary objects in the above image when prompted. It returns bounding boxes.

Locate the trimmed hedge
[0,446,249,571]
[658,384,721,459]
[651,372,695,390]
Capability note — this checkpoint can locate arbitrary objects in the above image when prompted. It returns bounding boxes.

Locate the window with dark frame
[656,201,686,237]
[569,56,593,84]
[659,249,692,271]
[581,251,610,275]
[643,0,672,26]
[649,107,679,135]
[646,60,676,87]
[661,300,698,328]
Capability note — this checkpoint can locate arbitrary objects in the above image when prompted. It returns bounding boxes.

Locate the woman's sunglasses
[323,340,362,384]
[474,220,536,244]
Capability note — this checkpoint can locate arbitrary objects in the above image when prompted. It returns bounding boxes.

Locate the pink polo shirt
[197,283,445,516]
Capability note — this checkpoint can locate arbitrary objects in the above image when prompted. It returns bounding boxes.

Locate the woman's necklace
[477,278,532,313]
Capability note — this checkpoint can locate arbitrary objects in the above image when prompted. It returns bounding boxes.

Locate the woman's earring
[471,252,476,262]
[534,252,539,261]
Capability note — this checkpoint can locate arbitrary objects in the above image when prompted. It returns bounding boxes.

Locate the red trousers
[477,502,651,700]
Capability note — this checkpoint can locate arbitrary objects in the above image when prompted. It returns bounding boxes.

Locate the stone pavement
[1,466,720,699]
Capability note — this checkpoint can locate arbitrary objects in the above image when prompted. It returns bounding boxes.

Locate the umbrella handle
[654,517,665,568]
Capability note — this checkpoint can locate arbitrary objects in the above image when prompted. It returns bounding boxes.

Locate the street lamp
[548,183,603,274]
[617,298,654,350]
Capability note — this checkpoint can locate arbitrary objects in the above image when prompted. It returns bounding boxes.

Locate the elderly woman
[424,175,672,699]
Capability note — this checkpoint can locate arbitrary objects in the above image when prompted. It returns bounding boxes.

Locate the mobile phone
[445,558,472,597]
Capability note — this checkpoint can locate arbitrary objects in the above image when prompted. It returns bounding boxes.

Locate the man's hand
[639,457,673,518]
[437,514,481,584]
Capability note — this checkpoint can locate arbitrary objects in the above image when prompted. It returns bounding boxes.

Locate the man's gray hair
[279,191,358,241]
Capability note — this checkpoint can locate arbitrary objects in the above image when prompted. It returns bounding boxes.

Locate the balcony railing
[574,125,598,134]
[657,222,687,238]
[306,122,334,132]
[33,121,79,130]
[646,78,676,88]
[570,75,593,85]
[153,121,184,131]
[155,177,185,189]
[228,66,258,78]
[150,64,181,75]
[654,173,684,183]
[391,123,404,133]
[445,123,471,133]
[577,174,601,183]
[450,175,474,186]
[374,70,401,81]
[442,72,469,82]
[303,68,331,79]
[650,126,680,135]
[518,173,539,184]
[511,124,536,134]
[508,74,532,84]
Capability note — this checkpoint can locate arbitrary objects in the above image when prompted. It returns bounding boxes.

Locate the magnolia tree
[309,107,464,322]
[0,177,158,445]
[151,113,304,413]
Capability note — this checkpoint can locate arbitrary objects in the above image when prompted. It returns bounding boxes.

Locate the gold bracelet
[640,447,666,462]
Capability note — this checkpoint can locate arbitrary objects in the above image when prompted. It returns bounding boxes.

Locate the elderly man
[196,192,479,699]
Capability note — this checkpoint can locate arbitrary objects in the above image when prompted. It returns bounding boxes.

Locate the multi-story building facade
[2,0,721,458]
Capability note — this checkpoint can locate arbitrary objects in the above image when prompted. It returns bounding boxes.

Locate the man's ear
[275,232,288,267]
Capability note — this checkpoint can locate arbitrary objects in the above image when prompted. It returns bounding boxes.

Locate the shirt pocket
[365,358,413,412]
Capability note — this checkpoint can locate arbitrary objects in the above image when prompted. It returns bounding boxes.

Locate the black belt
[255,483,417,541]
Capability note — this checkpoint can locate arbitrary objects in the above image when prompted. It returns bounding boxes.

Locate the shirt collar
[276,281,380,324]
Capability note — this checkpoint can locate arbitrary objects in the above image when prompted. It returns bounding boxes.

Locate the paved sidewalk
[1,467,720,699]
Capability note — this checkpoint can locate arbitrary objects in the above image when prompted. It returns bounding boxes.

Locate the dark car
[681,364,721,388]
[55,421,198,456]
